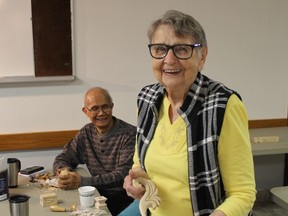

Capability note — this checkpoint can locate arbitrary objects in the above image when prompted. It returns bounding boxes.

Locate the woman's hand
[210,210,226,216]
[123,167,148,199]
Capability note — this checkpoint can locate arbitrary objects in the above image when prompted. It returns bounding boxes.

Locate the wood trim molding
[0,130,78,151]
[0,118,287,151]
[248,118,287,129]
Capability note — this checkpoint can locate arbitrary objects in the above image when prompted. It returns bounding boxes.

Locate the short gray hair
[148,10,207,46]
[84,87,113,106]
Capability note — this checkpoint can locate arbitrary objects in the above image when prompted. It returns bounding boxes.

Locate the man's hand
[123,167,148,199]
[57,171,81,190]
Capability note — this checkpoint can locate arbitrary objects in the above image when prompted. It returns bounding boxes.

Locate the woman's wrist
[210,210,226,216]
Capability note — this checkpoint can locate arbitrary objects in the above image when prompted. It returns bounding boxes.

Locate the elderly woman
[122,10,256,216]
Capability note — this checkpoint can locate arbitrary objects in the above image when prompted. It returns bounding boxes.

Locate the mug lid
[7,158,19,163]
[78,186,95,194]
[9,195,30,203]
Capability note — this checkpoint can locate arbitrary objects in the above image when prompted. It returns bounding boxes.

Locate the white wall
[1,0,288,189]
[1,0,288,134]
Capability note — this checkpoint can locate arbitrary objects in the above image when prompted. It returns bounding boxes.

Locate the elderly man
[53,87,136,215]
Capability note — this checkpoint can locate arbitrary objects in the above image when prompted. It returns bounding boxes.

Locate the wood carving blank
[134,177,161,216]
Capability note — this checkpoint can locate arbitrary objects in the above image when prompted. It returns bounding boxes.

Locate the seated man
[53,87,136,215]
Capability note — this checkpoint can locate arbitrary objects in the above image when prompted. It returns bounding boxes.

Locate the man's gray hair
[84,87,113,106]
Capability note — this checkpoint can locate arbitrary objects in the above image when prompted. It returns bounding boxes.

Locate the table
[0,170,112,216]
[270,186,288,210]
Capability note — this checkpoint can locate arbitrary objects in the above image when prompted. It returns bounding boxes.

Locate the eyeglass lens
[88,104,111,113]
[149,44,201,60]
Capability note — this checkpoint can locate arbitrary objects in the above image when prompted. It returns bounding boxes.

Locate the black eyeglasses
[86,103,113,114]
[148,43,202,60]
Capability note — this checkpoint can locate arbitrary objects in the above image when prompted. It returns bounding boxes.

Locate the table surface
[250,127,288,156]
[0,171,112,216]
[270,186,288,210]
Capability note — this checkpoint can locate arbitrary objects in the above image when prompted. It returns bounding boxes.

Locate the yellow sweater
[133,94,256,216]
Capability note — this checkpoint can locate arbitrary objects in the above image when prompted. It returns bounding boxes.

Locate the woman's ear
[201,47,208,62]
[198,47,208,71]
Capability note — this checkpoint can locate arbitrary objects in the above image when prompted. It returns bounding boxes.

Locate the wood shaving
[34,172,51,180]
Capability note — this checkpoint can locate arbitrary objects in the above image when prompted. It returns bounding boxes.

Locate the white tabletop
[0,171,111,216]
[270,186,288,210]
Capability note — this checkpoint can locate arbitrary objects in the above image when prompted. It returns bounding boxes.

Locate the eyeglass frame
[85,103,113,114]
[148,43,202,60]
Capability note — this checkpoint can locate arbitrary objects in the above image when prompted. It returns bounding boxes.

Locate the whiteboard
[0,0,75,83]
[0,0,34,77]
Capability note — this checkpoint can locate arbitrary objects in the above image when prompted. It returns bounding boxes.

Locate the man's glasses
[148,43,202,60]
[86,103,113,114]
